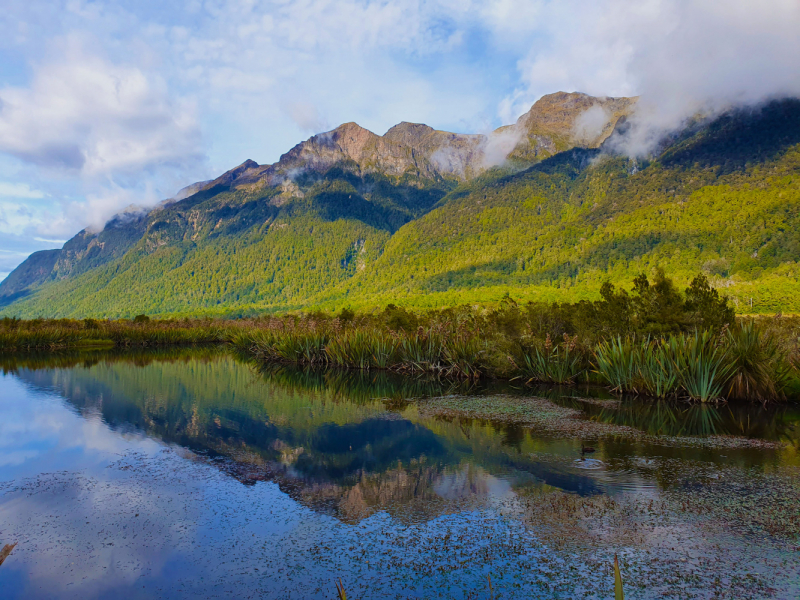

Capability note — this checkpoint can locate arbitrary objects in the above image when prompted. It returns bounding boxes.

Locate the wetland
[1,347,799,599]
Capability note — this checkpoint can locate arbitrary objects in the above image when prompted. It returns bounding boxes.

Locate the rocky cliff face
[508,92,638,161]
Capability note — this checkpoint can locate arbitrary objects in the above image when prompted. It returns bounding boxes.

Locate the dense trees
[2,100,800,318]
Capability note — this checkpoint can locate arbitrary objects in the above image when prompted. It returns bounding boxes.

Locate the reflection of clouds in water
[433,464,513,503]
[0,375,161,479]
[0,450,41,467]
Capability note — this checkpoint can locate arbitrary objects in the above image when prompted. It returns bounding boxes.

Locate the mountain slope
[2,94,799,317]
[319,99,800,313]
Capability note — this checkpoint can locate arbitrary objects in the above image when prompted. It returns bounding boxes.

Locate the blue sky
[0,0,798,280]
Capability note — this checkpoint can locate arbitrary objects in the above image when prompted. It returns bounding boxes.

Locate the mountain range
[2,91,799,318]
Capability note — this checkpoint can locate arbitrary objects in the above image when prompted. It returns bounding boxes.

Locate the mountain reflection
[7,348,798,523]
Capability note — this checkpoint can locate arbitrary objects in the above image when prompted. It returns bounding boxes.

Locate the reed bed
[592,325,792,402]
[0,317,244,351]
[2,308,797,402]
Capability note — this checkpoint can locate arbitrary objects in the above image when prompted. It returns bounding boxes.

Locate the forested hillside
[2,95,799,318]
[327,100,800,313]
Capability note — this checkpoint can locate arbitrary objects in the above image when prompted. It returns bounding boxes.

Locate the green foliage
[2,296,797,401]
[3,101,800,318]
[669,331,732,402]
[593,337,639,393]
[725,321,790,401]
[515,334,585,385]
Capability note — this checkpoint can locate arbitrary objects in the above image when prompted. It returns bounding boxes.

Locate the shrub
[724,321,790,402]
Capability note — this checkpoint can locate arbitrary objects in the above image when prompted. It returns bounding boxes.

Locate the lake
[1,348,799,599]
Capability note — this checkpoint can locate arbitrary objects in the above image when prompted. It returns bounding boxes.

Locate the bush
[724,321,790,402]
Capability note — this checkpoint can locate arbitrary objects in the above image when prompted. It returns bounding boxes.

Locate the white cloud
[0,40,204,177]
[0,0,797,268]
[0,181,45,198]
[504,0,800,154]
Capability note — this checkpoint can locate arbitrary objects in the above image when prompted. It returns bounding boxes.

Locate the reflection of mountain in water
[11,350,619,521]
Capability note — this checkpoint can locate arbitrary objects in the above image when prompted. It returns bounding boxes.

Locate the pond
[1,348,799,599]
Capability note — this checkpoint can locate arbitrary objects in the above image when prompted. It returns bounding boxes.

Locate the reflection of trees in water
[248,359,484,406]
[547,392,799,444]
[11,348,799,524]
[0,345,222,374]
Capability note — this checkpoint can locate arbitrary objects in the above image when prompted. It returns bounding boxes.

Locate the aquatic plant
[669,331,732,402]
[325,329,393,369]
[516,334,585,384]
[724,321,789,402]
[335,579,347,600]
[398,328,444,371]
[0,542,16,567]
[614,554,624,600]
[441,330,485,379]
[593,337,638,393]
[274,331,329,364]
[635,338,679,398]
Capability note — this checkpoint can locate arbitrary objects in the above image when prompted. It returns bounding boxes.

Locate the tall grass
[669,331,732,402]
[516,334,585,385]
[593,333,723,401]
[593,337,638,393]
[725,321,790,401]
[2,313,796,402]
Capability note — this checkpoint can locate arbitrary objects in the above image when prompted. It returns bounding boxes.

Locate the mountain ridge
[3,93,800,317]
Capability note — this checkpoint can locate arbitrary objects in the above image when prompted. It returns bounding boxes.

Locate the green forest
[2,99,800,318]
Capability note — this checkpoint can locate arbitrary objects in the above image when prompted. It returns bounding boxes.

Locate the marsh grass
[725,321,790,401]
[670,331,732,402]
[515,334,585,385]
[592,330,785,402]
[593,337,638,393]
[2,306,797,402]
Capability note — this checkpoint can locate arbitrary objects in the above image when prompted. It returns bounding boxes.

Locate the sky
[0,0,799,281]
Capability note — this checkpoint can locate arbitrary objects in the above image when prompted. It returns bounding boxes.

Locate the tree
[684,274,735,332]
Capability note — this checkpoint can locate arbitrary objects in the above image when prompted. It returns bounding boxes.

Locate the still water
[1,348,799,599]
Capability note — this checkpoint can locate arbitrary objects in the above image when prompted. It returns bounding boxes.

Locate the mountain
[2,93,799,318]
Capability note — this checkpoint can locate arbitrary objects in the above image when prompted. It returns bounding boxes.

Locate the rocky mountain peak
[383,122,437,145]
[516,91,637,148]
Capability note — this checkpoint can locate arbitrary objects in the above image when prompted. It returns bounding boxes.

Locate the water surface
[1,349,799,599]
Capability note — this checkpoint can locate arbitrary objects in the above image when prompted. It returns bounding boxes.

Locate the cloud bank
[507,0,800,155]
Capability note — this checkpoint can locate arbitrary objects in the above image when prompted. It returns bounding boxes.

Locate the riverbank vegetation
[2,271,798,403]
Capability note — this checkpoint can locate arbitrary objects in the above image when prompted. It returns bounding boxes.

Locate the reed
[274,331,329,364]
[516,334,585,384]
[3,310,798,403]
[635,338,679,398]
[669,331,732,402]
[724,321,790,402]
[325,329,392,369]
[398,328,444,372]
[441,331,486,379]
[593,337,638,393]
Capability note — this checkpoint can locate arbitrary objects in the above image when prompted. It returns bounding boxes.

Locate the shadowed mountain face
[3,94,800,317]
